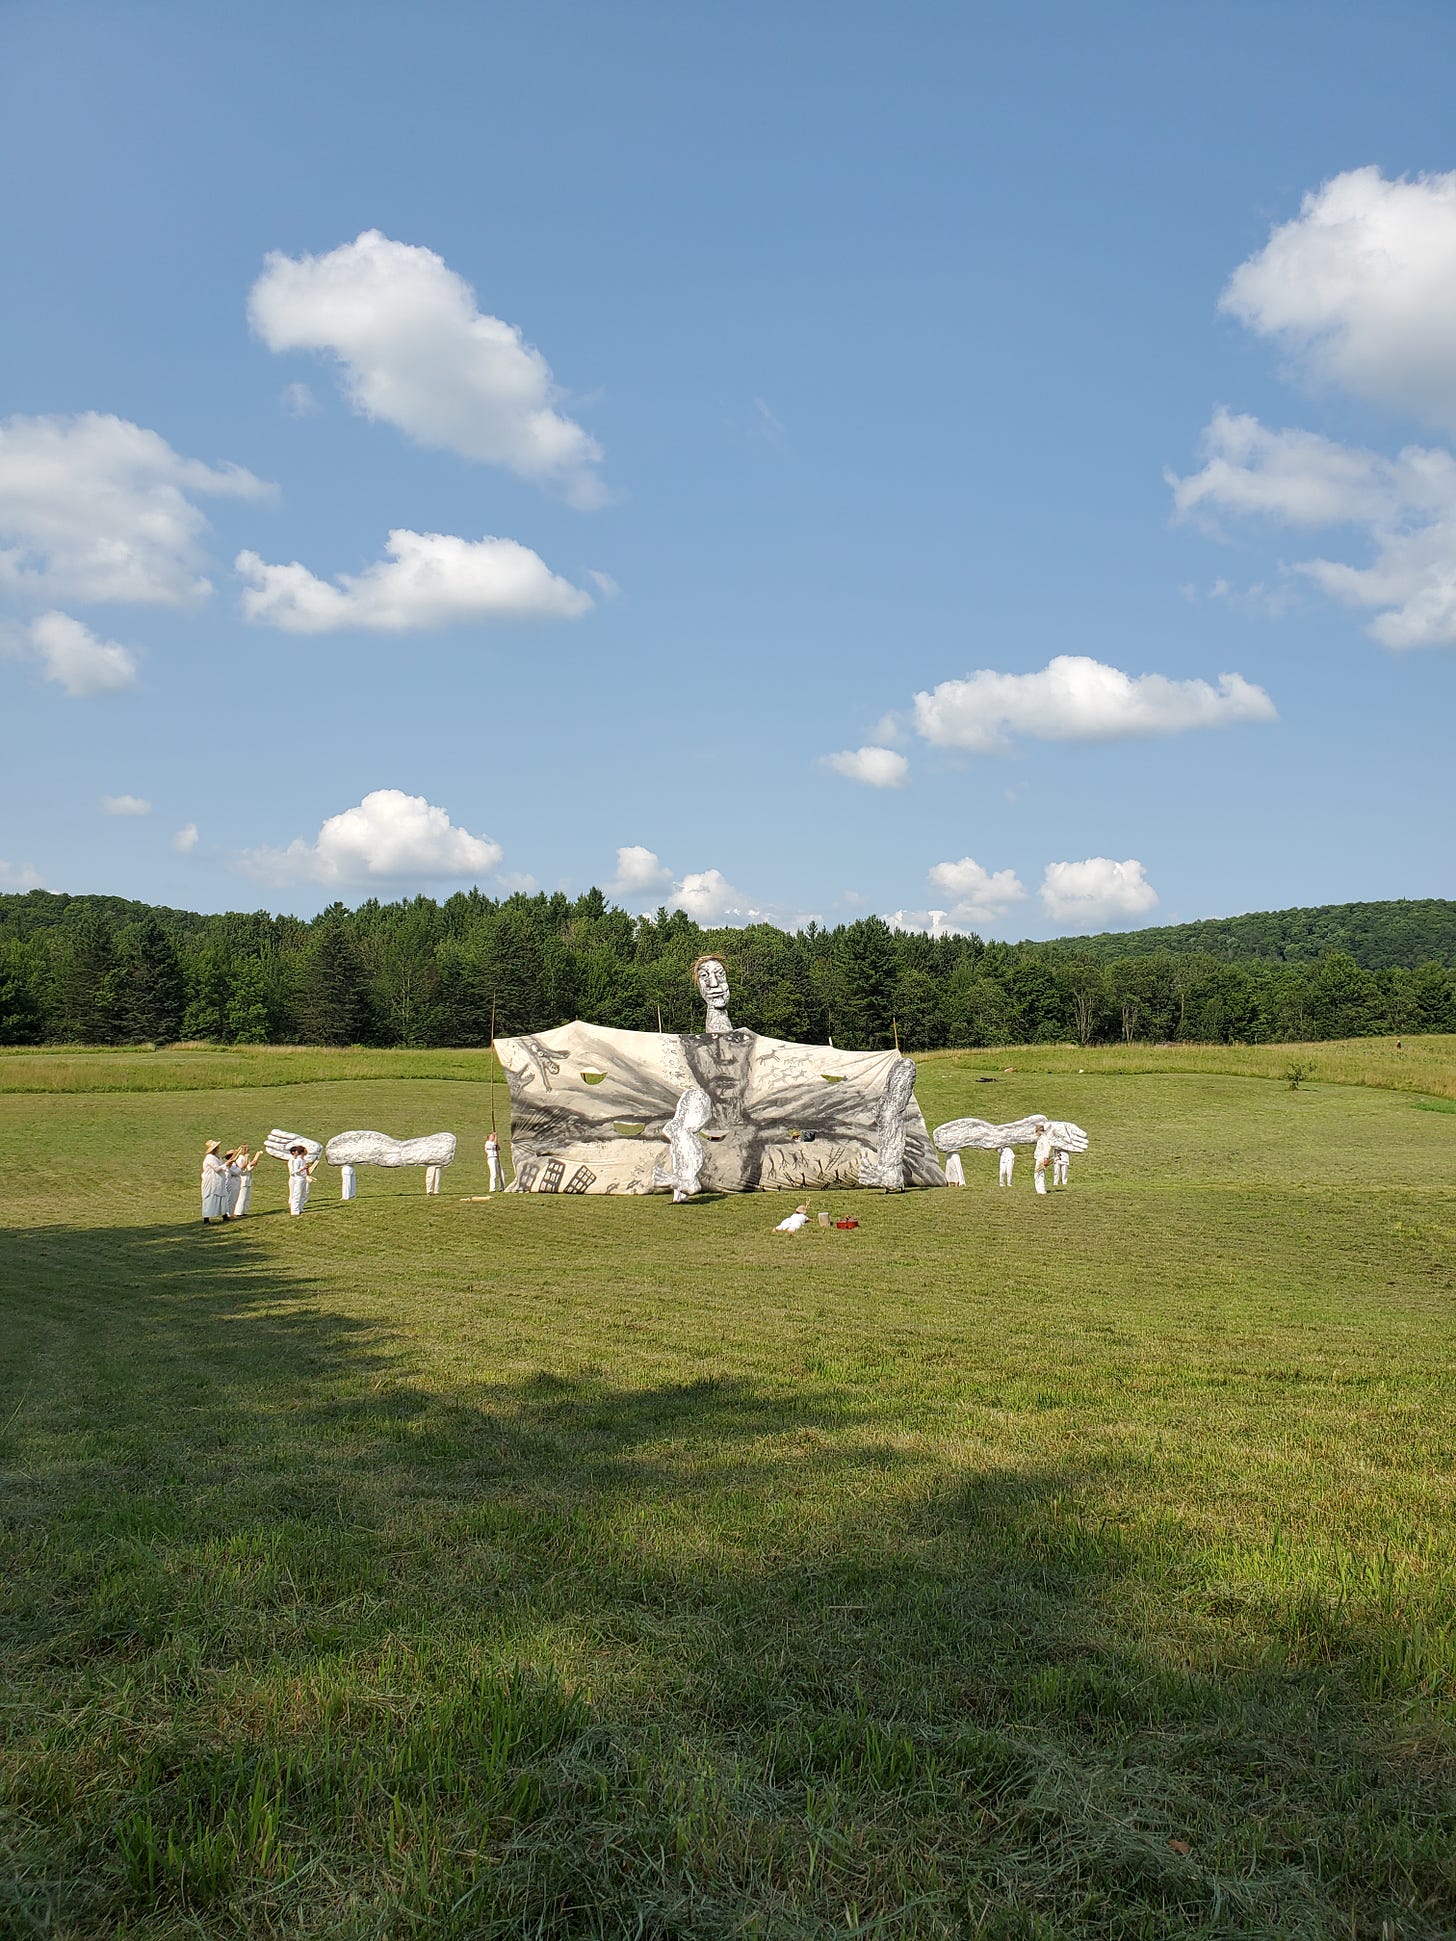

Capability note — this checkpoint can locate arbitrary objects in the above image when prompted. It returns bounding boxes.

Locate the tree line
[1,888,1454,1052]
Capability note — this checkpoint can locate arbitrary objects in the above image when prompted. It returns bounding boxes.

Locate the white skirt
[201,1176,228,1219]
[234,1173,253,1216]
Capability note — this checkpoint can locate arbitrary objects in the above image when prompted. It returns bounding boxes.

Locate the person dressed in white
[998,1145,1015,1187]
[340,1163,358,1201]
[223,1151,243,1217]
[1053,1146,1070,1188]
[425,1164,442,1195]
[1032,1122,1054,1196]
[200,1141,229,1223]
[286,1143,316,1217]
[232,1145,262,1217]
[944,1150,966,1186]
[485,1130,504,1194]
[774,1201,811,1233]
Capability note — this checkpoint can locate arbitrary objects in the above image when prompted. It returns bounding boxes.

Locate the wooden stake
[488,992,498,1133]
[892,1015,900,1054]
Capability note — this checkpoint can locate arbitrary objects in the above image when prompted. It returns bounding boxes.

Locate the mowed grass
[2,1051,1455,1937]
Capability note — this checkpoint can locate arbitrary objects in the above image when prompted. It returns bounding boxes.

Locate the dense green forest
[1,889,1453,1051]
[1044,898,1456,969]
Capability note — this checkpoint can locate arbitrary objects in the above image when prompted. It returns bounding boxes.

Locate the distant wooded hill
[1042,899,1456,970]
[0,889,1452,1050]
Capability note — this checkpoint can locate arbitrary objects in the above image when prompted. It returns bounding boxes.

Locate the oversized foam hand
[324,1130,457,1168]
[265,1128,323,1162]
[932,1115,1089,1154]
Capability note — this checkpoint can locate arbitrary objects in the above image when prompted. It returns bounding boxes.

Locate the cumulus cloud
[173,823,200,853]
[235,529,592,632]
[926,855,1028,926]
[1173,171,1456,650]
[1040,858,1159,929]
[883,909,965,938]
[821,745,909,788]
[666,869,762,923]
[281,381,318,418]
[101,794,151,816]
[27,612,139,696]
[608,844,673,898]
[912,654,1275,753]
[249,230,607,506]
[0,860,43,890]
[0,412,270,607]
[238,788,504,887]
[1171,410,1456,649]
[604,846,814,927]
[1168,408,1447,530]
[1222,167,1456,431]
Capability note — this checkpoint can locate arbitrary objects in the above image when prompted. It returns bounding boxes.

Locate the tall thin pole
[892,1015,900,1054]
[488,992,498,1133]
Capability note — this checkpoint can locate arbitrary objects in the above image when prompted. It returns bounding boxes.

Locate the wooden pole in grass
[488,992,498,1134]
[892,1015,900,1054]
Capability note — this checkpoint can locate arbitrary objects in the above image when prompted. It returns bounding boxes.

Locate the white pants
[233,1173,253,1217]
[341,1164,357,1200]
[487,1149,504,1193]
[288,1178,310,1217]
[944,1151,965,1186]
[1034,1164,1048,1195]
[998,1149,1014,1186]
[1054,1151,1069,1186]
[425,1165,441,1195]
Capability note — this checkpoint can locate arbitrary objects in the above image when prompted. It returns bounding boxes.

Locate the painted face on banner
[696,957,730,1010]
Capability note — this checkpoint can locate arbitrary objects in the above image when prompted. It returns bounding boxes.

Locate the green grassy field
[2,1044,1455,1938]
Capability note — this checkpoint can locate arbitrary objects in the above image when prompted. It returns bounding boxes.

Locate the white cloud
[821,744,909,789]
[1171,410,1456,648]
[173,823,200,853]
[608,844,673,899]
[1174,172,1456,650]
[235,529,592,632]
[1222,167,1456,430]
[0,860,43,890]
[281,381,319,418]
[926,855,1028,927]
[667,867,754,924]
[883,909,965,938]
[912,654,1275,753]
[249,230,607,506]
[1169,407,1454,530]
[101,794,151,816]
[605,845,817,928]
[1040,857,1159,929]
[0,412,270,607]
[238,788,504,887]
[27,612,139,696]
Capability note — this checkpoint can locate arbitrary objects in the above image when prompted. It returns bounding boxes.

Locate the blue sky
[3,0,1454,936]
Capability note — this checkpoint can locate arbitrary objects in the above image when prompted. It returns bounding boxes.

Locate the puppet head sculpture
[692,954,733,1034]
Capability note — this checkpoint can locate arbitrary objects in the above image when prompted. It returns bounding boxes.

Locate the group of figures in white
[199,1127,472,1222]
[943,1121,1073,1195]
[197,957,1086,1219]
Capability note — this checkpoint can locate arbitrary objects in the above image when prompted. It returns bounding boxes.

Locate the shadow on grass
[1,1221,1452,1939]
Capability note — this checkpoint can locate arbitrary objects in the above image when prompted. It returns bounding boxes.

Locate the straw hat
[204,1139,220,1153]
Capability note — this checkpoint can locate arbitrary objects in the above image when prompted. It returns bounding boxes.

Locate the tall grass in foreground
[1,1059,1455,1935]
